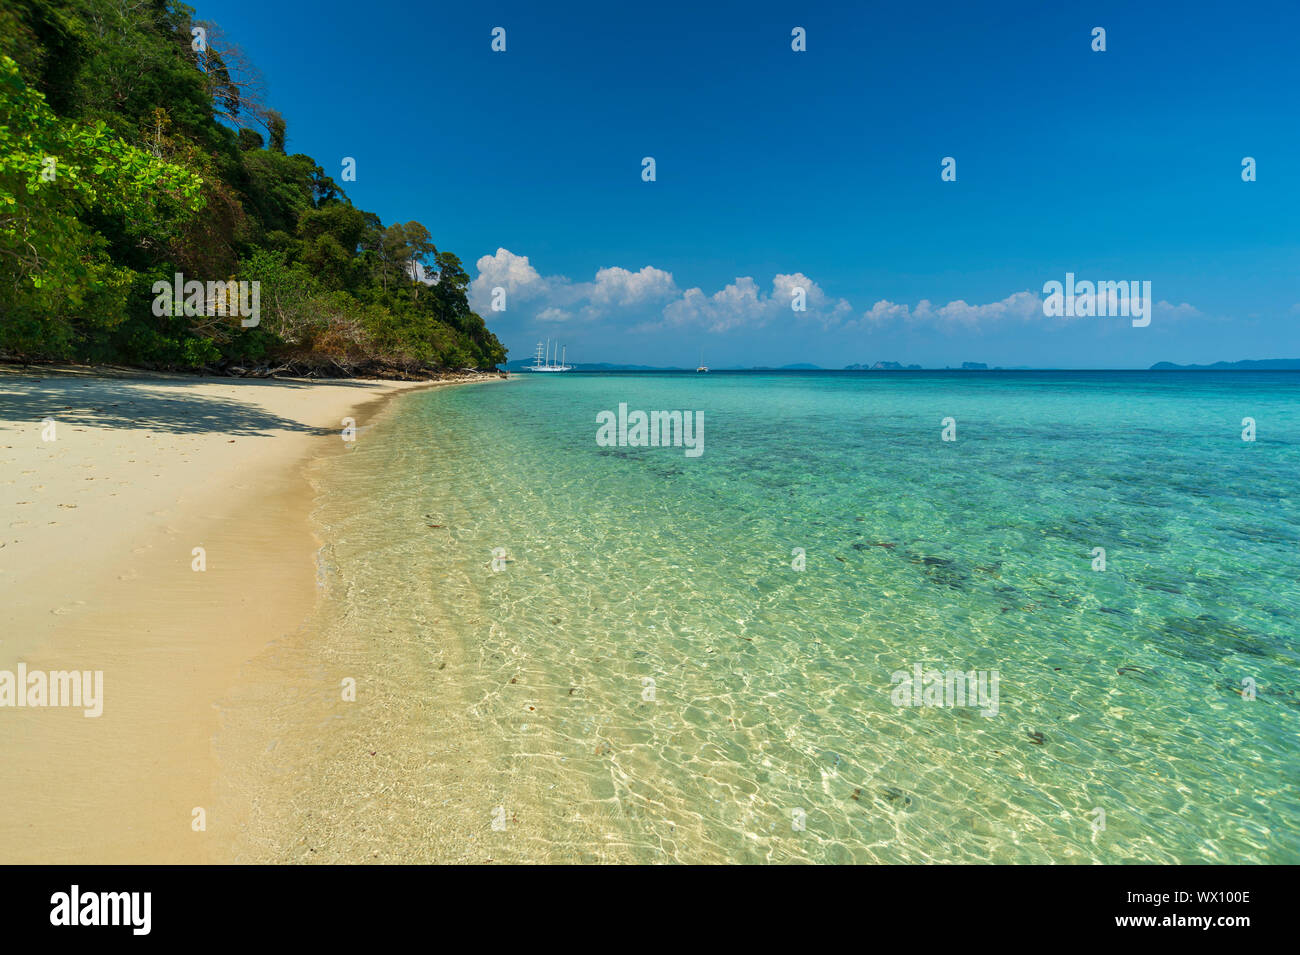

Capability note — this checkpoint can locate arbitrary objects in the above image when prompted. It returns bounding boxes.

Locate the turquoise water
[290,371,1299,863]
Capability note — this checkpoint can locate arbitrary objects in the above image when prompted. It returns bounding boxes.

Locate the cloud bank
[470,248,1199,333]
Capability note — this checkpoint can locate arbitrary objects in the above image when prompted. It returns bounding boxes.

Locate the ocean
[229,371,1300,863]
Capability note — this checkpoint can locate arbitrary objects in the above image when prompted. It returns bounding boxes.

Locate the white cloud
[652,273,851,332]
[469,248,552,311]
[471,250,1205,335]
[471,250,848,331]
[469,251,677,321]
[861,300,911,323]
[588,266,676,307]
[856,291,1043,327]
[774,273,855,328]
[856,291,1200,328]
[660,277,765,332]
[1155,301,1201,320]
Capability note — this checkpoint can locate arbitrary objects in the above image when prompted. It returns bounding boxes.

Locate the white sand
[0,365,492,862]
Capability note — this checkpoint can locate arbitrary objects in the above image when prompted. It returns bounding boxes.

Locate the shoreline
[209,372,578,864]
[0,364,502,863]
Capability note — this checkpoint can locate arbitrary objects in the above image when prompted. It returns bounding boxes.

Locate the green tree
[0,53,204,354]
[0,0,507,372]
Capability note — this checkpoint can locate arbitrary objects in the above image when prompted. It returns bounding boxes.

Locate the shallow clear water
[277,371,1300,863]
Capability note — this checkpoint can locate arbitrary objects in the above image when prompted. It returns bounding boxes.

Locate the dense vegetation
[0,0,506,375]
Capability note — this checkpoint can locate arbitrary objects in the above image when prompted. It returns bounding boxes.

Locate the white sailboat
[696,350,708,373]
[525,339,572,372]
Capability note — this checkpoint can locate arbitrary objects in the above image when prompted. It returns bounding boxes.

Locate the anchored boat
[525,339,572,372]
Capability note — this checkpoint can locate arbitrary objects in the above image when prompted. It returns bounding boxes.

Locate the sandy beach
[0,365,496,863]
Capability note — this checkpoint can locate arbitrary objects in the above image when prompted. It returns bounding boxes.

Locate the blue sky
[202,0,1300,368]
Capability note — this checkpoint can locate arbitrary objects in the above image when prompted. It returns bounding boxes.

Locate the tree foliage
[0,0,506,373]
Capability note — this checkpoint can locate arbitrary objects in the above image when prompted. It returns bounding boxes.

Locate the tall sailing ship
[525,339,572,372]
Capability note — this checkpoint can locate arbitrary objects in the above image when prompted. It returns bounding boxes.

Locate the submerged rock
[879,787,915,810]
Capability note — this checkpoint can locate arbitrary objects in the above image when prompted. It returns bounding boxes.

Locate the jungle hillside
[0,0,507,376]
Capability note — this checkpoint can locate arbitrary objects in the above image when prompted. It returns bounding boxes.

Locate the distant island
[502,361,830,371]
[1149,359,1300,370]
[502,361,679,371]
[846,361,999,370]
[500,358,1300,372]
[845,361,924,370]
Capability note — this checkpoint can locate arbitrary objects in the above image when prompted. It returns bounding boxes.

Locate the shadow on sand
[0,371,389,438]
